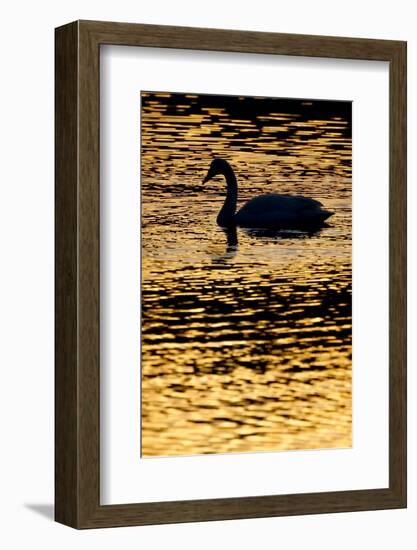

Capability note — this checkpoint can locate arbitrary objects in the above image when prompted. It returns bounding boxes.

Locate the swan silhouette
[203,158,333,229]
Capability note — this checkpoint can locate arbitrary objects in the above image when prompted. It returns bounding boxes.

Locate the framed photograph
[55,20,407,528]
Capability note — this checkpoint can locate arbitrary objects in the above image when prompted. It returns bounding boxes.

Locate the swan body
[203,158,333,229]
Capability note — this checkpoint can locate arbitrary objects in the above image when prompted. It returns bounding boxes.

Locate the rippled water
[141,92,352,457]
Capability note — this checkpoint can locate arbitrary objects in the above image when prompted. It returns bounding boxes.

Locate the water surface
[141,92,352,457]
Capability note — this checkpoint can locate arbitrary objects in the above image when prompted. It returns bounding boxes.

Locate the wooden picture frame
[55,20,407,529]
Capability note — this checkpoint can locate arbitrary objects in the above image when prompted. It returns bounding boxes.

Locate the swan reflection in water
[211,224,327,266]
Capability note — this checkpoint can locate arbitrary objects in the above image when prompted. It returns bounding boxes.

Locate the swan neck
[217,165,238,227]
[224,164,237,190]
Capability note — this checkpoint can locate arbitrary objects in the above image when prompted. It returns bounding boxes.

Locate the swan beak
[203,166,216,183]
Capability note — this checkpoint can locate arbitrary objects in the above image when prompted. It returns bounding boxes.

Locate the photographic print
[141,91,352,458]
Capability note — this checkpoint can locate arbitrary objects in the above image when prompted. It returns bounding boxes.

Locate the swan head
[203,158,230,183]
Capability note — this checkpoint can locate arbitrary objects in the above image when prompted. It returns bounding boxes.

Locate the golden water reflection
[141,92,352,457]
